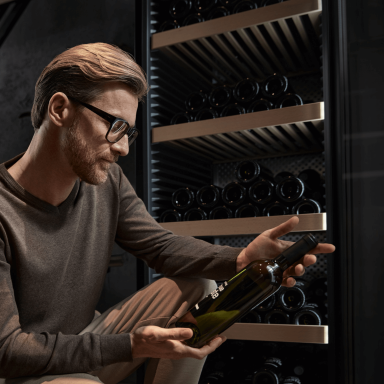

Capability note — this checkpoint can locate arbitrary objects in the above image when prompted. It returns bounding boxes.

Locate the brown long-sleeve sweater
[0,153,243,379]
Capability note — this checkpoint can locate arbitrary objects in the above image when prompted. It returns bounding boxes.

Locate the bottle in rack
[292,303,322,326]
[297,169,325,204]
[220,103,246,117]
[235,203,260,218]
[277,279,311,313]
[275,93,304,109]
[283,377,302,384]
[249,179,276,207]
[195,107,219,121]
[169,0,193,19]
[261,73,293,101]
[292,198,321,214]
[239,309,262,323]
[196,185,222,211]
[159,209,182,223]
[275,176,305,206]
[236,160,274,185]
[264,308,290,324]
[175,234,318,347]
[263,201,290,216]
[221,181,247,208]
[194,0,219,14]
[171,187,196,211]
[159,19,180,32]
[209,205,233,219]
[185,89,208,113]
[233,78,260,107]
[183,207,208,221]
[247,98,274,113]
[182,12,205,25]
[252,357,284,384]
[208,6,231,19]
[209,84,233,110]
[274,171,294,184]
[233,0,258,13]
[254,292,276,312]
[170,110,194,125]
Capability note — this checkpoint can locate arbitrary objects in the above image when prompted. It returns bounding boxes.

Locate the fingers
[186,336,227,360]
[282,276,296,287]
[312,243,336,254]
[267,216,299,240]
[141,326,193,342]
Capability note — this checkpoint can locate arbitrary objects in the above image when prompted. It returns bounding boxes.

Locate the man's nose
[111,134,129,157]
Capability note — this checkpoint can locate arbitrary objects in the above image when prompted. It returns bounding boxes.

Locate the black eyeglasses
[69,97,139,145]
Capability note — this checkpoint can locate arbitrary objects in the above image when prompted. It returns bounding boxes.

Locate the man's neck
[7,130,78,207]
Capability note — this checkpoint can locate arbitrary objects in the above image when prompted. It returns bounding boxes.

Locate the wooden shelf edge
[222,323,328,344]
[152,0,322,50]
[160,213,326,237]
[152,102,324,144]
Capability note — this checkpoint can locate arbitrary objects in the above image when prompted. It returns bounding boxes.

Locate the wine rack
[152,102,324,161]
[160,213,326,236]
[144,0,327,348]
[151,0,322,83]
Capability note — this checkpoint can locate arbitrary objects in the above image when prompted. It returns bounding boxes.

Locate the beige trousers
[2,277,217,384]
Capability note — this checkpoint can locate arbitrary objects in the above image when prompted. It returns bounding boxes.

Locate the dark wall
[0,0,135,163]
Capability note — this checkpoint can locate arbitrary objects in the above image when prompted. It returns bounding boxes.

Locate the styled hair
[31,43,148,128]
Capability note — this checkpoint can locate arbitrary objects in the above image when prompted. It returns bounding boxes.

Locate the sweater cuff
[215,246,244,280]
[100,333,132,366]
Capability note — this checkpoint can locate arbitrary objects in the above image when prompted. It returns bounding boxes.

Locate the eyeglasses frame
[68,96,139,145]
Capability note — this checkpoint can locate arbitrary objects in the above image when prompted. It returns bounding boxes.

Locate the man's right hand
[131,325,226,360]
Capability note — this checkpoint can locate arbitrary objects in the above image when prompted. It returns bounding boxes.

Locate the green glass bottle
[175,234,318,348]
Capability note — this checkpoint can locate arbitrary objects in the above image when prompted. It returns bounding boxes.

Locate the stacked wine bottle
[158,0,288,32]
[158,161,325,223]
[199,340,328,384]
[170,73,306,125]
[236,274,328,326]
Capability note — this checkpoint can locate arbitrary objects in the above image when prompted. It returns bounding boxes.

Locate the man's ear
[47,92,74,127]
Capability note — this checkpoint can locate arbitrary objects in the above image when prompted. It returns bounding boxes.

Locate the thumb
[157,327,193,342]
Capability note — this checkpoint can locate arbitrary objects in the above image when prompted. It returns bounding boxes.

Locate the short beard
[63,120,110,185]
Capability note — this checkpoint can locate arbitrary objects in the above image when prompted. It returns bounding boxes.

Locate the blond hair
[31,43,148,128]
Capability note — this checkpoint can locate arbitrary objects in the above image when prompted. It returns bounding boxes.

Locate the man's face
[63,82,138,185]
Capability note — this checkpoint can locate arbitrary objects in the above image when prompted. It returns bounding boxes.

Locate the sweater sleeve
[114,166,244,281]
[0,231,132,379]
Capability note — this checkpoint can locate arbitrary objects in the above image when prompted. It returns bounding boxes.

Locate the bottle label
[210,281,228,300]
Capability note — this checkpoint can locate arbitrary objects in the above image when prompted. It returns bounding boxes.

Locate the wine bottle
[252,357,284,384]
[196,185,222,210]
[261,0,284,6]
[264,308,290,324]
[261,73,291,100]
[220,103,246,117]
[170,111,194,125]
[175,234,318,347]
[297,169,325,204]
[235,203,260,218]
[159,19,180,32]
[275,93,303,109]
[183,207,208,221]
[221,181,247,207]
[263,201,290,216]
[283,377,302,384]
[292,303,322,326]
[247,98,274,113]
[185,90,208,112]
[274,171,294,184]
[249,179,275,206]
[171,187,196,210]
[209,205,233,220]
[277,279,310,313]
[236,160,274,185]
[209,85,233,109]
[233,78,260,106]
[240,309,262,323]
[195,107,219,121]
[275,176,305,205]
[182,12,205,25]
[159,209,182,223]
[219,0,241,7]
[208,6,231,19]
[169,0,193,19]
[254,293,276,312]
[233,0,258,13]
[292,198,321,215]
[194,0,219,13]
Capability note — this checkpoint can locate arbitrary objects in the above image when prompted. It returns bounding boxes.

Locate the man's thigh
[1,373,103,384]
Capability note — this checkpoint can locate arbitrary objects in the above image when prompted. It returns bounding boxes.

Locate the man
[0,43,335,384]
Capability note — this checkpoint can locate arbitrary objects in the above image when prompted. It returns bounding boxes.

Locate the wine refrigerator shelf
[160,213,326,237]
[152,102,324,162]
[223,323,328,344]
[151,0,322,84]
